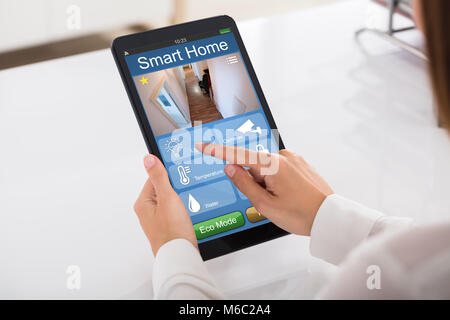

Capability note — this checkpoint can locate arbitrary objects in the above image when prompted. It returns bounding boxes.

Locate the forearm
[310,194,413,265]
[153,239,225,299]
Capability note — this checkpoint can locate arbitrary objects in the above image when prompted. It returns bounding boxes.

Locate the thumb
[224,164,271,207]
[143,155,172,195]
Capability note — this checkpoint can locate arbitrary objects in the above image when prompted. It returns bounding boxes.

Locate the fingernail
[195,142,203,151]
[144,155,155,169]
[225,164,236,178]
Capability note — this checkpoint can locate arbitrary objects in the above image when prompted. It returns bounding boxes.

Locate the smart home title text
[137,41,230,70]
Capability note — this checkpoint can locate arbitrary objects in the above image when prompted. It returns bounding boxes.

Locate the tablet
[112,15,288,260]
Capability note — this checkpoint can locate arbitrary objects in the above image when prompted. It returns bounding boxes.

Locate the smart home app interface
[125,28,279,243]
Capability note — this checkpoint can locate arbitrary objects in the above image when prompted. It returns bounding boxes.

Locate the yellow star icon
[139,76,149,85]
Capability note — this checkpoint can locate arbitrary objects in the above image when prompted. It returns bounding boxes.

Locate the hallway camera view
[133,53,261,136]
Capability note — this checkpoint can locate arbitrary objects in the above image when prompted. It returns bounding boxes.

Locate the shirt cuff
[310,194,383,265]
[152,238,221,299]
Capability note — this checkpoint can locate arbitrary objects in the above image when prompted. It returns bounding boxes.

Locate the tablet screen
[124,28,279,243]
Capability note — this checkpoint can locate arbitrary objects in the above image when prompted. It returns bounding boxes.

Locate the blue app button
[179,180,237,215]
[158,126,224,163]
[213,112,270,146]
[245,134,279,154]
[168,155,226,190]
[157,132,193,163]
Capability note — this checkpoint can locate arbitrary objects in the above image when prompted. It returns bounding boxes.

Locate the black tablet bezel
[111,15,288,260]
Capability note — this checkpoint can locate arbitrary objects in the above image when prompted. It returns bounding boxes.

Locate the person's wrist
[150,234,198,257]
[304,191,333,236]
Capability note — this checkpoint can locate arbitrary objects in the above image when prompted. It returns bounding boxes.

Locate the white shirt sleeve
[152,194,416,299]
[152,238,225,300]
[316,220,450,299]
[310,194,413,265]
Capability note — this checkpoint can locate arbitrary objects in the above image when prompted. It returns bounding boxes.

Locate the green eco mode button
[194,211,244,240]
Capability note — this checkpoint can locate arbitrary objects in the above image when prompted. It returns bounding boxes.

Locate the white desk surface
[1,0,450,299]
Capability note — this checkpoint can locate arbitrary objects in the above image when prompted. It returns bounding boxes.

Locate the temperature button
[167,158,226,190]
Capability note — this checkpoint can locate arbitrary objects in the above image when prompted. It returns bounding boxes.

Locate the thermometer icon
[177,165,191,185]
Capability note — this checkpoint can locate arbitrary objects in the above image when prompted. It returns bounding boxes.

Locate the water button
[179,180,237,215]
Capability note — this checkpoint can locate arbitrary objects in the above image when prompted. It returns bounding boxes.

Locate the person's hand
[196,143,333,236]
[134,154,197,256]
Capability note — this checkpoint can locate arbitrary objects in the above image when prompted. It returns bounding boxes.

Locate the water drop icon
[188,194,200,213]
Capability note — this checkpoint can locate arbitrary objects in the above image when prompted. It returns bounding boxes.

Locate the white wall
[180,0,344,23]
[166,67,190,118]
[0,0,173,51]
[207,53,260,118]
[176,66,185,82]
[192,63,200,80]
[134,68,190,136]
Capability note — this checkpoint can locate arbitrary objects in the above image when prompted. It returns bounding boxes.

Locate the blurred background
[0,0,346,70]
